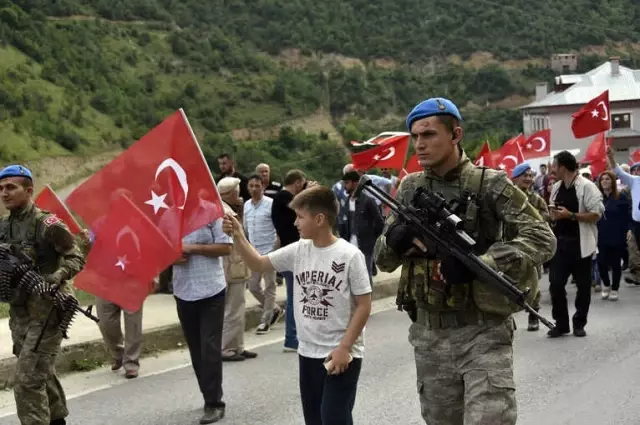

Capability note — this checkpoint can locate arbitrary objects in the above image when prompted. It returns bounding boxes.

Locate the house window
[529,116,548,132]
[612,113,631,129]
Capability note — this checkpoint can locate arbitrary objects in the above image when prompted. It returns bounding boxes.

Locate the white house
[520,57,640,164]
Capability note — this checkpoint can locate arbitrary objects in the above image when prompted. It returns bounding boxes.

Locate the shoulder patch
[43,215,61,227]
[502,184,515,198]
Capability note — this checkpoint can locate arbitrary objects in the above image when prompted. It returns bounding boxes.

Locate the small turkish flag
[34,185,82,234]
[491,137,525,177]
[520,129,551,159]
[74,195,179,312]
[350,133,410,171]
[404,154,422,173]
[67,109,224,249]
[571,90,611,139]
[473,141,493,167]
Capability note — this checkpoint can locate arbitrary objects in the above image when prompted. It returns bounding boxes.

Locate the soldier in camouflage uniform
[507,162,550,331]
[375,98,556,425]
[0,165,85,425]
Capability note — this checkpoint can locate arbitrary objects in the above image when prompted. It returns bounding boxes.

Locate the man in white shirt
[244,175,283,334]
[548,151,604,338]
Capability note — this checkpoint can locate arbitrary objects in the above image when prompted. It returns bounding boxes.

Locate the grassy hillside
[1,1,640,184]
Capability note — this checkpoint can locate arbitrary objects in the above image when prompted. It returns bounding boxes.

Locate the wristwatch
[570,212,577,221]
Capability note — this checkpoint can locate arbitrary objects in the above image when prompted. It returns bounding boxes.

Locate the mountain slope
[1,0,640,184]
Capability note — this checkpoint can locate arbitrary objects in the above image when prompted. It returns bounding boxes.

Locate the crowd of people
[3,95,638,425]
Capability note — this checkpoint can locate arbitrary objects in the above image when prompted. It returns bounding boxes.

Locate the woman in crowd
[542,173,557,205]
[596,170,631,301]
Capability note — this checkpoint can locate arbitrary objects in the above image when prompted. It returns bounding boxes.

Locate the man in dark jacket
[338,171,385,278]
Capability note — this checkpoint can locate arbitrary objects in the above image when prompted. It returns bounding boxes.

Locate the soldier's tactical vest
[0,206,64,320]
[397,163,538,318]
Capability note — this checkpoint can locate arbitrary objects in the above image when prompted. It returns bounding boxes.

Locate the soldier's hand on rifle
[386,222,427,256]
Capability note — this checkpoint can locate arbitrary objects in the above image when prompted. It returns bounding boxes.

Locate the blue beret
[631,162,640,171]
[511,162,531,179]
[406,97,463,131]
[0,165,33,181]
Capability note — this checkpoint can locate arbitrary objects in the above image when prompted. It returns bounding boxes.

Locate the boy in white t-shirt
[223,185,372,425]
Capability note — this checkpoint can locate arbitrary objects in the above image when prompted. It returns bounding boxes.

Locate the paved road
[2,283,640,425]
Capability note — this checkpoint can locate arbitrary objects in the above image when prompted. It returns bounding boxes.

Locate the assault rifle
[0,244,99,352]
[356,175,555,330]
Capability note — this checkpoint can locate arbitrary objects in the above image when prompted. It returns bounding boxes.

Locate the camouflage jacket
[375,151,557,317]
[503,189,550,241]
[0,202,85,320]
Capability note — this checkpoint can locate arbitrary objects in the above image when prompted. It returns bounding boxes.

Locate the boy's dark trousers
[299,355,362,425]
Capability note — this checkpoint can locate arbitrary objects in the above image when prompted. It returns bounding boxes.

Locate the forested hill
[17,0,640,60]
[1,0,640,184]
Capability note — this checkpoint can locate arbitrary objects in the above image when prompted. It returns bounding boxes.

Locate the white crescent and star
[590,101,609,121]
[114,225,142,271]
[499,155,518,169]
[373,147,395,162]
[144,158,190,214]
[530,137,547,152]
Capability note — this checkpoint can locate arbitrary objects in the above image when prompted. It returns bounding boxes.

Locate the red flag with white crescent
[350,131,410,147]
[571,90,610,139]
[491,136,525,177]
[520,129,551,159]
[350,133,410,171]
[67,109,224,250]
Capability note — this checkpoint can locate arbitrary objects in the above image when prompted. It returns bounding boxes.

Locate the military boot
[527,312,540,331]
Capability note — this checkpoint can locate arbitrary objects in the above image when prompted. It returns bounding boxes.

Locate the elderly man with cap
[375,98,555,425]
[507,162,550,331]
[0,165,85,425]
[217,177,258,361]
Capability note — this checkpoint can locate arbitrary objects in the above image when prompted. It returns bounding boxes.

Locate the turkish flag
[571,90,611,139]
[582,132,610,177]
[491,137,525,177]
[520,129,551,159]
[74,195,179,312]
[350,131,410,147]
[34,185,82,234]
[66,109,224,248]
[404,154,422,173]
[473,141,493,167]
[350,133,410,171]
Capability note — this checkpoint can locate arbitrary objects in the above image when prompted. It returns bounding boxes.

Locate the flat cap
[217,177,241,194]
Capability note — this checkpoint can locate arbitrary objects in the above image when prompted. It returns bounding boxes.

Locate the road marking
[0,297,397,418]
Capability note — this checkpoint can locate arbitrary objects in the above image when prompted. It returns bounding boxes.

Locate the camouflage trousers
[532,289,541,311]
[409,317,517,425]
[10,307,67,425]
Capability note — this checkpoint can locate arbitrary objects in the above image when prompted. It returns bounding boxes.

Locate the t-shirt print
[268,238,372,359]
[298,260,347,321]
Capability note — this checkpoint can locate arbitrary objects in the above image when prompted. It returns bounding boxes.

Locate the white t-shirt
[268,238,372,359]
